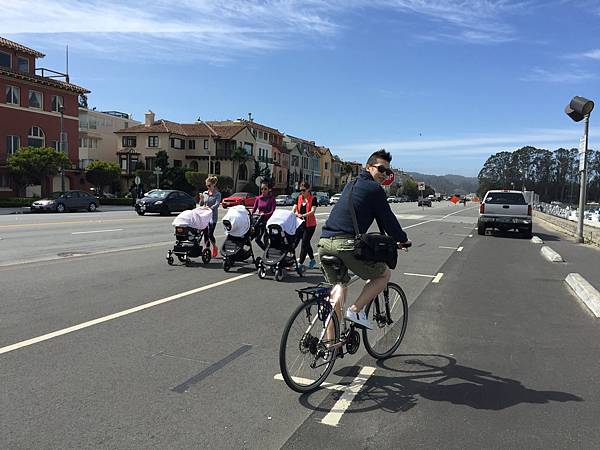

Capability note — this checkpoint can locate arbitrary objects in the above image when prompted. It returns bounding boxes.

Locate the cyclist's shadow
[298,354,583,414]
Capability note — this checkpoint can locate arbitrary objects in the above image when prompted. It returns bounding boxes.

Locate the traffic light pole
[576,114,589,243]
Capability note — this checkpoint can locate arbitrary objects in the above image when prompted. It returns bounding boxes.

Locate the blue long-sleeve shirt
[321,170,408,243]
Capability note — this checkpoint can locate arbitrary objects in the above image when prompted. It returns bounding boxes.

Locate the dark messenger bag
[347,180,398,270]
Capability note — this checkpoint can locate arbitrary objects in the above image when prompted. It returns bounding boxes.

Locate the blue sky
[2,0,600,176]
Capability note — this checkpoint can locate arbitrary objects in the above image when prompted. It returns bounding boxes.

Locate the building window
[0,173,11,188]
[6,85,19,105]
[28,91,43,109]
[171,137,185,149]
[243,142,253,155]
[17,57,29,73]
[188,139,196,149]
[122,136,137,147]
[6,135,20,155]
[189,160,199,171]
[148,136,158,147]
[239,164,247,180]
[174,159,182,167]
[145,157,156,171]
[28,126,45,148]
[210,160,221,175]
[325,162,329,170]
[204,139,209,150]
[0,51,10,69]
[51,95,63,112]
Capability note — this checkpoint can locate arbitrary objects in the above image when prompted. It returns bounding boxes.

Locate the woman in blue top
[199,176,221,257]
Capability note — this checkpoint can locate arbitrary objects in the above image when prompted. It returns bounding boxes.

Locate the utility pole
[59,104,65,191]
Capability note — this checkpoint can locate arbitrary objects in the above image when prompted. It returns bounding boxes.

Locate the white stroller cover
[267,209,303,236]
[222,205,251,237]
[172,207,213,230]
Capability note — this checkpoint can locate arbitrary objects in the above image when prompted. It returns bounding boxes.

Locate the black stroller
[221,209,261,272]
[166,208,213,266]
[257,222,305,281]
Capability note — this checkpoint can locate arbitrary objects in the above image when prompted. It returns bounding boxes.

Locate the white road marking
[469,234,473,237]
[457,246,464,252]
[463,226,473,229]
[451,234,470,237]
[432,273,444,283]
[439,246,458,250]
[71,228,124,235]
[273,374,346,392]
[395,214,425,220]
[403,272,436,278]
[321,366,376,427]
[315,213,330,216]
[0,273,254,355]
[404,206,478,230]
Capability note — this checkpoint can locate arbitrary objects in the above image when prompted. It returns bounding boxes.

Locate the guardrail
[533,209,600,246]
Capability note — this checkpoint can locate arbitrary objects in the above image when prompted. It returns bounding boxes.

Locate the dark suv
[31,191,99,213]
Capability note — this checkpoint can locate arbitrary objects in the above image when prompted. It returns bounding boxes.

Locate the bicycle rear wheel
[363,282,408,359]
[279,298,339,393]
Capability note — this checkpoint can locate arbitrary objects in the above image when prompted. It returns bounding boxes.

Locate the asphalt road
[2,201,599,449]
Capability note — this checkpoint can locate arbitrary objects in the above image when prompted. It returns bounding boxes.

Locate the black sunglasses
[261,187,269,191]
[373,164,393,176]
[299,188,306,192]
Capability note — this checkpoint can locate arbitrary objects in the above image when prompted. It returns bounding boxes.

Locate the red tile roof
[0,67,89,94]
[115,119,248,140]
[0,36,45,58]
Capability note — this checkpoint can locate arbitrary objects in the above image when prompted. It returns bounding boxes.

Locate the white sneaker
[345,307,373,330]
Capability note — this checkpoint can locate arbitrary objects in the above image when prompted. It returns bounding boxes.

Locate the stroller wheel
[184,255,192,267]
[297,264,305,277]
[223,259,232,272]
[275,269,285,282]
[202,248,212,264]
[166,256,174,265]
[254,257,262,270]
[258,266,267,279]
[177,254,186,262]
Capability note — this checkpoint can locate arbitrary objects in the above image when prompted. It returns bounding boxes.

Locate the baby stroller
[166,208,213,266]
[221,205,261,272]
[257,209,305,281]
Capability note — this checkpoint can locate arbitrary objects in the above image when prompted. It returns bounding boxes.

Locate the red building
[0,36,89,197]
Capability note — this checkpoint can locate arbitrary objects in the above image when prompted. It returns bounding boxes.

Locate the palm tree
[232,146,248,191]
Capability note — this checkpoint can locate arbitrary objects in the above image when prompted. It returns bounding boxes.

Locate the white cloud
[0,0,530,61]
[520,67,595,83]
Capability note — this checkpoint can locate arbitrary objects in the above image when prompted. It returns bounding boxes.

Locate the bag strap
[347,178,386,237]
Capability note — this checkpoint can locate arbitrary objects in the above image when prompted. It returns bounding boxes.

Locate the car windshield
[147,191,169,199]
[277,195,288,199]
[48,192,65,199]
[485,193,527,205]
[231,193,246,197]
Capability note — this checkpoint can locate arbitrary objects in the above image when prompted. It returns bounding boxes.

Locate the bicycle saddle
[320,255,342,266]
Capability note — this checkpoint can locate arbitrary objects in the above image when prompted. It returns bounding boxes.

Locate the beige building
[78,108,140,168]
[316,146,333,192]
[114,111,256,190]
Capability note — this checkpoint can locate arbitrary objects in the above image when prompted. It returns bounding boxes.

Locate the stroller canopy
[172,207,213,230]
[267,209,303,236]
[222,205,251,237]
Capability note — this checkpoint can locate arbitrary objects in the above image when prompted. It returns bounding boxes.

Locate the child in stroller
[221,205,261,272]
[166,207,213,266]
[257,209,305,281]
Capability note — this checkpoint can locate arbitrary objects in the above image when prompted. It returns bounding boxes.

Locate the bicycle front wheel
[279,298,339,393]
[363,282,408,359]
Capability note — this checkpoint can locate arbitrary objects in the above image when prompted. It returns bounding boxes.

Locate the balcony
[216,149,232,158]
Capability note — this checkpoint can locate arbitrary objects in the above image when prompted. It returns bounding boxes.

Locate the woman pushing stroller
[198,176,221,258]
[251,181,276,250]
[293,181,317,269]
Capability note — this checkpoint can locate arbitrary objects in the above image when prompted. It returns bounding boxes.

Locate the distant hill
[407,172,478,195]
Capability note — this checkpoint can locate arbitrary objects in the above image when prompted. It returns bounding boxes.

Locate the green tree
[185,171,209,191]
[85,161,121,194]
[402,177,418,201]
[155,150,169,171]
[161,167,194,193]
[231,147,249,190]
[7,146,70,197]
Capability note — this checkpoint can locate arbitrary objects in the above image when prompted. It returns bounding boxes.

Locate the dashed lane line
[0,273,255,356]
[432,273,444,283]
[403,272,436,278]
[273,374,346,392]
[72,228,124,235]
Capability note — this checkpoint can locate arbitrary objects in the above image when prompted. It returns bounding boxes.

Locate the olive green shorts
[317,236,388,285]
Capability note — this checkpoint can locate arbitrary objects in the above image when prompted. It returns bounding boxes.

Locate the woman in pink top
[252,181,276,250]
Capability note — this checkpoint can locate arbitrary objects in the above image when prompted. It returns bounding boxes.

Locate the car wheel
[477,224,485,235]
[136,210,145,216]
[88,202,97,212]
[56,203,66,213]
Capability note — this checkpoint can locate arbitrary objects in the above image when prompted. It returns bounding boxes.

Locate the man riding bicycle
[318,149,410,330]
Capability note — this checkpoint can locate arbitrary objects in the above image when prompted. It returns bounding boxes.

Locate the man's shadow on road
[298,354,582,414]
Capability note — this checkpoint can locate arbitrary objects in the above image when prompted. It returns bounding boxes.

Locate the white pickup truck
[477,190,532,237]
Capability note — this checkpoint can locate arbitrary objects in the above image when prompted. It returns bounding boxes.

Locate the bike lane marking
[0,273,254,356]
[273,374,346,392]
[320,366,376,427]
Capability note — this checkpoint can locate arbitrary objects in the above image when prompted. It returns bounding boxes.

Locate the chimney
[144,110,155,127]
[248,112,253,122]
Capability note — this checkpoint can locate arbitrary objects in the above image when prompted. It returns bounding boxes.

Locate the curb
[565,273,600,318]
[540,246,563,262]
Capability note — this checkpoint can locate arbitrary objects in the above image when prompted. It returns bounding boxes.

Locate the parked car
[221,192,256,208]
[477,190,532,237]
[135,190,196,216]
[316,192,330,206]
[276,194,293,206]
[417,197,432,207]
[387,196,398,203]
[329,193,342,205]
[31,190,99,213]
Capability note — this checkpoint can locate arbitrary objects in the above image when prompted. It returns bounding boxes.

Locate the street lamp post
[564,96,594,243]
[59,105,65,191]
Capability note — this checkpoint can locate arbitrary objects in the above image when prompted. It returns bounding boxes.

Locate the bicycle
[279,249,410,393]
